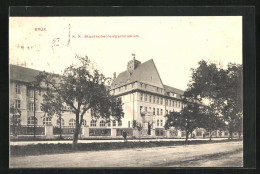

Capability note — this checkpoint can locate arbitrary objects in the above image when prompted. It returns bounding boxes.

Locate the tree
[186,60,242,140]
[36,56,124,149]
[10,105,21,136]
[165,101,201,141]
[199,104,226,140]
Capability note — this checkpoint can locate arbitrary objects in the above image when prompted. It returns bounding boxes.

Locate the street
[10,141,242,168]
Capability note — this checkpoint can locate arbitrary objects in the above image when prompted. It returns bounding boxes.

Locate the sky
[9,17,242,90]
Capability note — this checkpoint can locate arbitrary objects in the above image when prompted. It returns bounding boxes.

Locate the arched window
[112,120,116,127]
[82,119,87,126]
[100,120,105,127]
[43,117,52,125]
[69,119,76,126]
[27,116,37,125]
[90,120,96,127]
[56,118,64,126]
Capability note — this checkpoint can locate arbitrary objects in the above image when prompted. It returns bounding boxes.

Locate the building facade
[9,58,237,139]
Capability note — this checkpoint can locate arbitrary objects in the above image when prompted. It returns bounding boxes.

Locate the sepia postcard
[9,7,252,168]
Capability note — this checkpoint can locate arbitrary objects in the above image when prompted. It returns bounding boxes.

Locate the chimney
[113,72,116,79]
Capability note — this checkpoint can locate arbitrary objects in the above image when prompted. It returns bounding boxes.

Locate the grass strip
[10,139,241,157]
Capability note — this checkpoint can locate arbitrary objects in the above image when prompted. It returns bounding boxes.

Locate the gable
[113,59,164,88]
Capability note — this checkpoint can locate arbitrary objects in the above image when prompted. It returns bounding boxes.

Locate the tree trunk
[139,130,141,142]
[230,131,233,140]
[72,112,80,150]
[185,130,188,142]
[59,116,62,139]
[209,130,212,141]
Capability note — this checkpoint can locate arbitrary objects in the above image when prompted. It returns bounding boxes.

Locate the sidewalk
[10,137,228,146]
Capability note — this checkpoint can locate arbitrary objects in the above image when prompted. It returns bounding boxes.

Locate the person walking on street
[123,130,127,142]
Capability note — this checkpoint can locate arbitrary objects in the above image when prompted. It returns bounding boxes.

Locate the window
[140,106,143,113]
[157,120,159,126]
[160,109,163,115]
[166,99,168,106]
[15,100,21,109]
[149,95,152,102]
[28,103,34,111]
[43,117,52,125]
[113,120,116,127]
[153,108,155,115]
[15,84,21,94]
[90,120,96,127]
[157,108,159,115]
[157,87,159,92]
[108,121,111,127]
[170,100,172,106]
[153,96,155,103]
[82,119,87,126]
[100,120,106,127]
[160,98,163,105]
[145,106,147,112]
[29,89,34,98]
[27,116,37,125]
[69,119,76,126]
[157,97,159,104]
[144,94,147,101]
[56,118,64,126]
[140,93,143,101]
[160,120,163,126]
[118,120,122,126]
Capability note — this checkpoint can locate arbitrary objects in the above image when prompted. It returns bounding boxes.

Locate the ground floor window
[82,119,87,126]
[27,116,37,125]
[43,117,52,125]
[90,120,96,127]
[56,118,64,126]
[69,119,76,126]
[100,120,105,127]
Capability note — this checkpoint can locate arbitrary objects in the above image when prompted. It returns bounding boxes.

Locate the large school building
[9,57,235,138]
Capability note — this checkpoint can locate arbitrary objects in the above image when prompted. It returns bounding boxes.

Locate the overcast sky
[9,17,242,90]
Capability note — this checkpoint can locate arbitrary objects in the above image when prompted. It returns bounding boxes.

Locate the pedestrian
[123,130,127,142]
